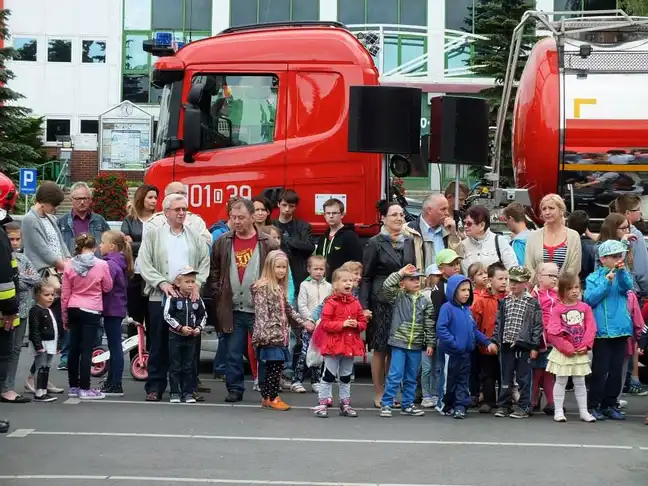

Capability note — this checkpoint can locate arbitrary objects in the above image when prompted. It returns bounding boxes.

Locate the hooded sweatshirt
[471,287,506,355]
[511,230,530,265]
[315,225,363,281]
[61,253,113,324]
[103,252,128,318]
[210,220,230,241]
[436,274,491,356]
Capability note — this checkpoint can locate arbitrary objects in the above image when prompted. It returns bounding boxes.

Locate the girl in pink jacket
[530,262,559,415]
[61,234,112,400]
[546,273,597,423]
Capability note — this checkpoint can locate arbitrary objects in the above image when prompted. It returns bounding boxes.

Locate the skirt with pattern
[546,347,591,377]
[367,302,393,352]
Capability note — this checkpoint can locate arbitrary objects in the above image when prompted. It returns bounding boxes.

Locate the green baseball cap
[508,266,532,283]
[435,249,462,266]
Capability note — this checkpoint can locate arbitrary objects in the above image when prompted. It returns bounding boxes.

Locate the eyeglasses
[72,197,90,202]
[618,225,630,231]
[168,207,188,213]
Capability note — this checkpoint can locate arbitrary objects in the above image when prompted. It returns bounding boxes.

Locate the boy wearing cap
[379,264,435,417]
[491,266,543,419]
[585,239,634,420]
[164,266,207,404]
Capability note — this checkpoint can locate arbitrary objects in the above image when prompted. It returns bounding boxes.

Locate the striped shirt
[543,241,567,270]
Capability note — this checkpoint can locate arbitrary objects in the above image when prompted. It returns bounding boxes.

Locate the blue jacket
[511,230,530,265]
[210,221,230,241]
[436,274,490,355]
[57,211,110,256]
[584,267,633,339]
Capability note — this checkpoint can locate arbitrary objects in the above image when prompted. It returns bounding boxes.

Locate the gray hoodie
[71,253,97,276]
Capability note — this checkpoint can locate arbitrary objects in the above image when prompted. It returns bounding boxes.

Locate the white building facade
[4,0,616,177]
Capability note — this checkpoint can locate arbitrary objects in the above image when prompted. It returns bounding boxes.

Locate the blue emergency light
[155,32,173,47]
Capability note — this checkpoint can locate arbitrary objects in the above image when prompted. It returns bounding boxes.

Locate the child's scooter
[91,320,148,381]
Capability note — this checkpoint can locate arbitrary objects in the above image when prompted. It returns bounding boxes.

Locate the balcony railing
[346,24,488,79]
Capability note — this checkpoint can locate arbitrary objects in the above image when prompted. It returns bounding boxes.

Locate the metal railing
[346,24,488,78]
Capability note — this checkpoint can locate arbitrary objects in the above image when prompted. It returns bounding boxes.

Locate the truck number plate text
[187,184,252,208]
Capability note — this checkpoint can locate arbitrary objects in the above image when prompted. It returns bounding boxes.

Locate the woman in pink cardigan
[525,194,582,280]
[61,234,113,400]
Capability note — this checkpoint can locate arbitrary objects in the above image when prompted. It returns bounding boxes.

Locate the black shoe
[196,384,211,393]
[225,392,243,403]
[102,384,124,397]
[33,393,57,403]
[193,391,205,402]
[0,419,9,433]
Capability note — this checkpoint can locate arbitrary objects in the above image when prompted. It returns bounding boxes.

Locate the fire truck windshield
[153,83,173,161]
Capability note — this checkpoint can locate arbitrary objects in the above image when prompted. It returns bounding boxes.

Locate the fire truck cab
[145,21,385,235]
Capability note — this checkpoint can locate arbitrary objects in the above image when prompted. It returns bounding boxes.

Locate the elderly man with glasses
[138,193,210,402]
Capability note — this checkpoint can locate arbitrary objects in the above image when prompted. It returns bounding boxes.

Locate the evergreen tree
[0,9,47,181]
[468,0,536,180]
[619,0,648,15]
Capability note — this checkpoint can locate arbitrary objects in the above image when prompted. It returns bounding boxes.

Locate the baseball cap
[598,239,627,258]
[508,266,532,283]
[175,265,198,279]
[426,264,442,276]
[403,270,426,279]
[435,249,462,266]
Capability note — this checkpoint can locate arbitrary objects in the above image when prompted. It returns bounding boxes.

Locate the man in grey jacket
[57,182,110,255]
[138,194,210,402]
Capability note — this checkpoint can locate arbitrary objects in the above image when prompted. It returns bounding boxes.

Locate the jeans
[104,316,124,387]
[588,337,627,410]
[1,319,27,393]
[225,311,255,394]
[498,344,532,411]
[283,330,296,378]
[168,332,197,397]
[382,347,422,409]
[421,350,443,398]
[145,301,168,395]
[213,333,229,375]
[67,308,102,390]
[444,353,471,412]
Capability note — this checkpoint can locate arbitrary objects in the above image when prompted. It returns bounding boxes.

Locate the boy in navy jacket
[436,274,496,419]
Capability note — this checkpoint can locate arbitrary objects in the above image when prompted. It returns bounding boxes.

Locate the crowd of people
[1,176,648,433]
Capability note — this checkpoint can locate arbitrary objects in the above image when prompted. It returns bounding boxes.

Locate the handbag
[41,267,62,293]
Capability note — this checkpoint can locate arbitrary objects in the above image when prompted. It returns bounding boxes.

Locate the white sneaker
[421,397,436,408]
[311,383,321,393]
[47,382,64,394]
[280,378,292,390]
[618,399,628,409]
[580,411,596,423]
[553,412,567,422]
[290,382,307,393]
[252,379,261,392]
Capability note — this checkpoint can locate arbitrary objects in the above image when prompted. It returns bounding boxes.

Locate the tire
[130,353,148,381]
[91,347,109,378]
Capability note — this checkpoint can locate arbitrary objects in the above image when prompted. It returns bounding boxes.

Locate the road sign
[19,168,37,195]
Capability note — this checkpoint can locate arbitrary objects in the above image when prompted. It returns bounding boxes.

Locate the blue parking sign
[19,168,37,195]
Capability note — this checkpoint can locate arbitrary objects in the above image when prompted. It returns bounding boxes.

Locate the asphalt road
[1,353,648,486]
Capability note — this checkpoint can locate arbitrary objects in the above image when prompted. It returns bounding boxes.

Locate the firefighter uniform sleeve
[0,230,19,318]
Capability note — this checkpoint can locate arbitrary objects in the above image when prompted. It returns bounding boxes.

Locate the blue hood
[445,274,473,307]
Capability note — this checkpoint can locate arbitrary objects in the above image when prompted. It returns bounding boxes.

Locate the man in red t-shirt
[208,198,277,403]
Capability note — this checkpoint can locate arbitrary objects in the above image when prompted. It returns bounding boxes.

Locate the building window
[13,38,37,61]
[554,0,618,12]
[230,0,320,27]
[446,0,474,32]
[82,40,106,63]
[48,39,72,62]
[123,0,212,103]
[80,119,99,134]
[46,119,71,142]
[338,0,427,26]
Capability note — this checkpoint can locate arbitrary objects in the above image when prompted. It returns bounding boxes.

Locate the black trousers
[67,308,102,390]
[480,353,500,407]
[127,275,149,360]
[145,301,168,395]
[498,344,532,411]
[469,349,481,399]
[168,332,197,397]
[588,337,627,410]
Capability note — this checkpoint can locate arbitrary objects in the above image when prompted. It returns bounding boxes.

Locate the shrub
[92,172,128,221]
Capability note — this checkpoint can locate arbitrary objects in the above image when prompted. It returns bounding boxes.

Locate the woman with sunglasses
[460,205,518,275]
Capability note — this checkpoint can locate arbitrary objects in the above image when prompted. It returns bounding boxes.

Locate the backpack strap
[495,234,502,263]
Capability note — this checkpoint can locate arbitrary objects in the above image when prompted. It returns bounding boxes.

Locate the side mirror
[183,105,201,163]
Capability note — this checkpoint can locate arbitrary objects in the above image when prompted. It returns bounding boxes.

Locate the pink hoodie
[61,254,113,325]
[531,287,559,351]
[547,301,597,356]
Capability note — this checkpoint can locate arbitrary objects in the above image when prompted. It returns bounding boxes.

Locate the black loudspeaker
[348,86,422,154]
[429,96,489,166]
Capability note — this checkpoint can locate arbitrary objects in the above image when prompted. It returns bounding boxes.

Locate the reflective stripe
[10,258,17,268]
[0,288,16,300]
[0,282,14,291]
[12,317,19,327]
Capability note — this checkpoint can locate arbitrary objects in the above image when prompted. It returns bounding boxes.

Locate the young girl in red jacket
[312,268,366,418]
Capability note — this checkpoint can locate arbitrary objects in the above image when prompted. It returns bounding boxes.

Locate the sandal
[0,394,31,404]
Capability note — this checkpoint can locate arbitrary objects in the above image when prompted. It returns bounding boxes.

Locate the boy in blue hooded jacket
[585,239,634,421]
[436,274,496,419]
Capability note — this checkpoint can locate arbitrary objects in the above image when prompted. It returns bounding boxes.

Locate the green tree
[467,0,536,180]
[619,0,648,15]
[0,9,46,181]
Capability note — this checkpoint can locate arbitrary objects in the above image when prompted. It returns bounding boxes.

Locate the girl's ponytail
[103,230,135,278]
[74,233,96,255]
